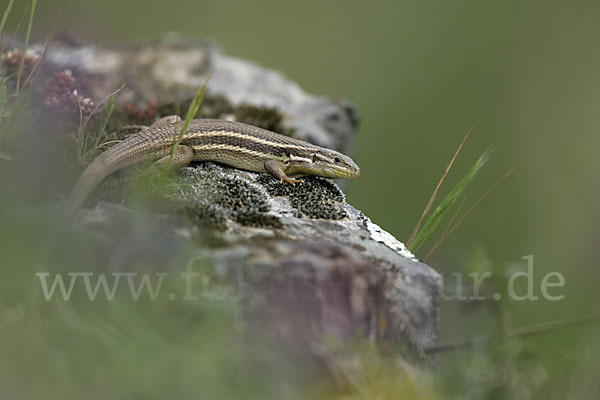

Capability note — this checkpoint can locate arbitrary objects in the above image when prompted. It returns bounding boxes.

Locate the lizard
[63,116,361,222]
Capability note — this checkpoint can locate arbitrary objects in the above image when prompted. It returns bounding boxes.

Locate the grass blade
[0,79,6,111]
[0,91,29,145]
[22,0,67,89]
[0,3,28,57]
[408,147,493,253]
[407,125,474,246]
[0,0,14,38]
[78,84,124,163]
[424,169,513,261]
[96,87,120,140]
[166,73,211,170]
[16,0,37,93]
[425,314,600,354]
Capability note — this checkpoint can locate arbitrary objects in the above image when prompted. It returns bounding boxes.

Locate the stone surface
[39,34,441,355]
[38,33,358,156]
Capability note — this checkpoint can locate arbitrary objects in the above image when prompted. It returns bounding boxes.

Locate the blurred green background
[5,0,600,398]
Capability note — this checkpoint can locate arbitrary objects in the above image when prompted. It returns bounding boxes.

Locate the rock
[39,33,441,357]
[38,33,358,156]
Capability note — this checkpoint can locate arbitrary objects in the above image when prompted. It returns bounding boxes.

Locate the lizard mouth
[334,167,361,179]
[319,163,360,179]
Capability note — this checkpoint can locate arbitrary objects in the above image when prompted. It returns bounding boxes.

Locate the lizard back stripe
[182,130,333,159]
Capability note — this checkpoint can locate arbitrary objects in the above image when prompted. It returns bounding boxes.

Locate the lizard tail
[60,139,147,228]
[39,144,129,264]
[39,134,158,264]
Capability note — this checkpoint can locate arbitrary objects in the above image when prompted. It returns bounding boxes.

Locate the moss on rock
[257,174,347,220]
[170,165,282,230]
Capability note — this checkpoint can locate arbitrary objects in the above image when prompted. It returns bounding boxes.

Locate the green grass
[0,78,5,111]
[0,0,34,148]
[1,0,64,149]
[15,0,36,93]
[77,85,124,164]
[166,73,211,169]
[408,147,493,254]
[0,89,29,146]
[0,0,14,38]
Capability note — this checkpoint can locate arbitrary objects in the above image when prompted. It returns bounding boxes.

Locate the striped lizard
[63,116,360,220]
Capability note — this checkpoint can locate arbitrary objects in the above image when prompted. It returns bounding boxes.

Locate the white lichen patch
[366,220,418,261]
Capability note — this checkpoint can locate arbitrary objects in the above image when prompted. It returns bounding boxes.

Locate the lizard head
[287,148,361,179]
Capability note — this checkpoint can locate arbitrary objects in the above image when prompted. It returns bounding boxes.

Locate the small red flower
[40,69,95,115]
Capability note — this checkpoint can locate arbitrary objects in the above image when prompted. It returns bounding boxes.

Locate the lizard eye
[312,154,318,163]
[334,157,341,163]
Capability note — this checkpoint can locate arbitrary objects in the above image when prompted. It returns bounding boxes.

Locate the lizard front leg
[264,159,303,185]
